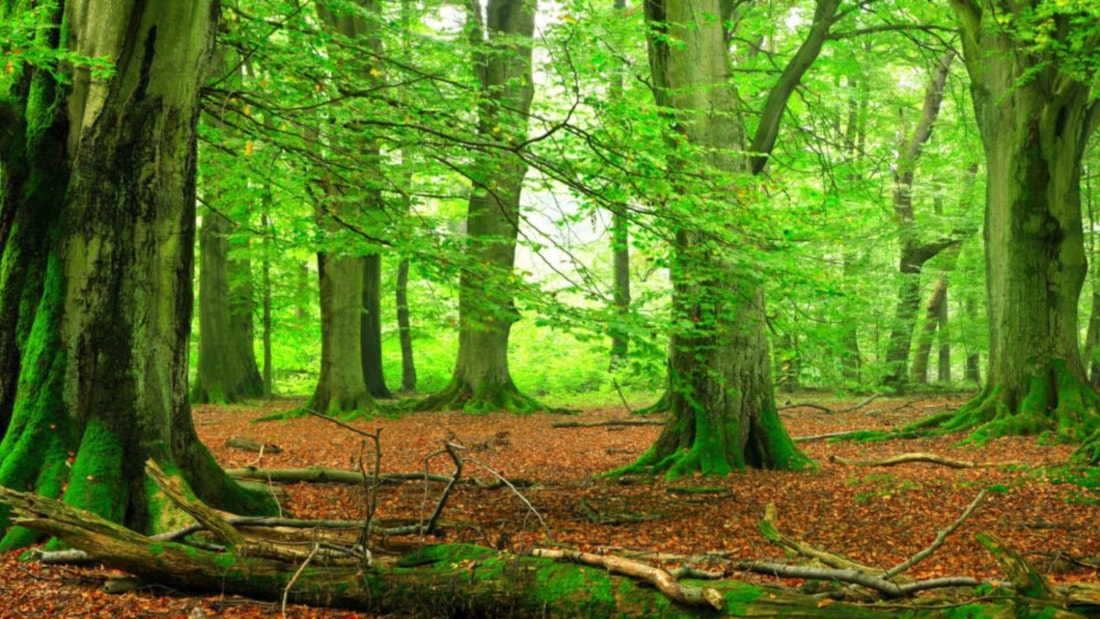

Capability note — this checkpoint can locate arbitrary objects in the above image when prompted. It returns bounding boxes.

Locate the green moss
[65,419,127,522]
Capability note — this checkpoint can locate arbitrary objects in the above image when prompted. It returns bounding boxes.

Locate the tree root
[409,380,560,414]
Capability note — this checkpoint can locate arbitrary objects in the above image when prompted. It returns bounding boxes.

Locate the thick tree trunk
[416,0,542,414]
[310,253,373,415]
[920,2,1100,455]
[620,0,817,477]
[0,1,276,550]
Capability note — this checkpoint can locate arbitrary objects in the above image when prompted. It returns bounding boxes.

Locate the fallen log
[224,437,282,454]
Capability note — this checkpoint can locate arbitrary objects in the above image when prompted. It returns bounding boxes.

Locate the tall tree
[193,209,263,403]
[619,0,842,477]
[880,52,967,388]
[0,0,276,549]
[916,0,1100,456]
[416,0,541,413]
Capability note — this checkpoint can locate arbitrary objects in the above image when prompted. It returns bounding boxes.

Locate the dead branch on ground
[551,419,665,428]
[830,453,1024,469]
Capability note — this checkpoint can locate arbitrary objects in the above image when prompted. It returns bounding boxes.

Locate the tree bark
[228,247,264,396]
[395,258,417,393]
[0,0,276,549]
[361,253,392,398]
[619,0,834,477]
[918,1,1100,455]
[415,0,542,414]
[193,210,262,403]
[309,252,373,415]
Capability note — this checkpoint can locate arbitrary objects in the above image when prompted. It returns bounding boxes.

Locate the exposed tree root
[907,362,1100,447]
[409,379,558,414]
[632,391,670,415]
[829,453,1024,469]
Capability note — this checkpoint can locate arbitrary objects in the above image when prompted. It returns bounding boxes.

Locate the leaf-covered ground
[2,395,1099,617]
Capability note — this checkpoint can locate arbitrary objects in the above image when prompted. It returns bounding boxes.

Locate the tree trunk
[911,241,964,385]
[911,277,948,385]
[620,0,824,477]
[882,53,955,389]
[361,253,392,399]
[228,249,264,397]
[415,0,542,414]
[1086,291,1100,390]
[193,211,262,403]
[310,253,373,415]
[395,258,417,393]
[921,1,1100,455]
[608,0,631,370]
[0,0,276,549]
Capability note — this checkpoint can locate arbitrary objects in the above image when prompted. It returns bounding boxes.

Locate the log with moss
[5,480,1100,617]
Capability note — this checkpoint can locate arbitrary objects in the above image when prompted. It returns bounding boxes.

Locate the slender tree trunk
[361,253,392,398]
[911,242,964,384]
[0,0,276,549]
[921,1,1100,456]
[882,53,955,389]
[416,0,542,413]
[937,284,951,383]
[228,250,264,397]
[608,0,631,370]
[911,277,948,385]
[395,258,417,393]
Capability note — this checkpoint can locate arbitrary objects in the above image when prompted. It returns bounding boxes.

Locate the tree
[0,0,275,549]
[915,0,1100,454]
[415,0,542,413]
[618,0,843,477]
[880,52,963,389]
[192,209,264,403]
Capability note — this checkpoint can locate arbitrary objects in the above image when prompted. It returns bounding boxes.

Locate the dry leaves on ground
[2,395,1098,618]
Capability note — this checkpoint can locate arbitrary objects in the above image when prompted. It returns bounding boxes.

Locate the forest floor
[2,394,1099,618]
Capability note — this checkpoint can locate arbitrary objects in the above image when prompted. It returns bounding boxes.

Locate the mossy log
[4,484,1100,616]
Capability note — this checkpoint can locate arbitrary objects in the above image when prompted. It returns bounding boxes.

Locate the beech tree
[618,0,845,477]
[914,0,1100,457]
[416,0,542,413]
[0,0,276,548]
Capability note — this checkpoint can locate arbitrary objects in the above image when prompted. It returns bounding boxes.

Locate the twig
[420,442,464,537]
[302,408,380,440]
[611,377,634,415]
[281,542,319,618]
[551,419,664,428]
[777,402,834,413]
[883,489,987,579]
[463,455,550,539]
[793,430,869,443]
[531,548,724,610]
[835,393,880,413]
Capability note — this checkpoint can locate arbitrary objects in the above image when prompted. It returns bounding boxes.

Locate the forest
[2,0,1100,616]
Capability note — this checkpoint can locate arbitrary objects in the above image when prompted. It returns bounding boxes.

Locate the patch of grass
[1044,465,1100,505]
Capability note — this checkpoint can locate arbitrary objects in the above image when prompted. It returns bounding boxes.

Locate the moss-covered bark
[0,1,277,549]
[914,2,1100,457]
[4,486,1094,619]
[308,253,375,417]
[615,0,825,477]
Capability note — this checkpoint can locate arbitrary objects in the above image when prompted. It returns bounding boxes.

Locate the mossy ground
[906,361,1100,459]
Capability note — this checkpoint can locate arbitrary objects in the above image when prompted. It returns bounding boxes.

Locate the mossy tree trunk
[416,0,541,414]
[193,210,262,404]
[0,0,277,550]
[394,257,417,393]
[921,1,1100,455]
[622,0,842,477]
